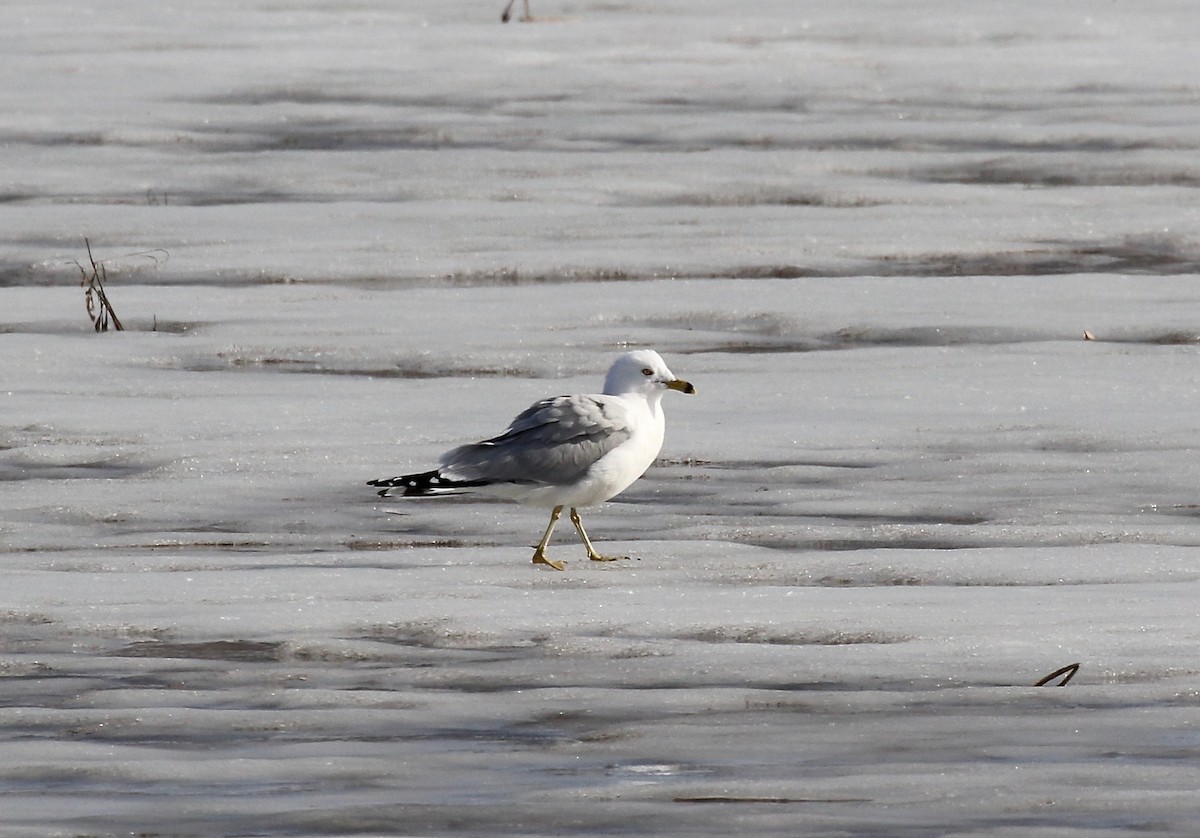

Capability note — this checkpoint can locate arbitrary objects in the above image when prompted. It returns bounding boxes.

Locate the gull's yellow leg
[532,505,566,570]
[570,507,629,563]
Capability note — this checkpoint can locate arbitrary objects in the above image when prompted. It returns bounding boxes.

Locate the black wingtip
[367,469,446,497]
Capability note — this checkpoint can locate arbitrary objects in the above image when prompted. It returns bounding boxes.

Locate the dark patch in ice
[1028,436,1123,455]
[634,189,884,209]
[0,114,484,155]
[112,639,284,662]
[677,627,908,646]
[874,234,1200,277]
[0,246,170,288]
[260,801,737,837]
[0,266,22,287]
[0,457,156,482]
[666,327,1055,354]
[437,267,637,287]
[0,318,203,336]
[3,130,107,147]
[712,264,824,280]
[359,620,530,653]
[834,325,1047,348]
[1139,331,1200,345]
[143,319,206,334]
[815,574,926,587]
[0,261,51,287]
[186,121,472,153]
[312,364,539,380]
[801,231,1200,278]
[750,535,993,552]
[137,538,275,552]
[175,353,541,380]
[195,88,535,112]
[0,611,55,627]
[12,229,1196,293]
[0,188,361,207]
[906,158,1200,189]
[640,306,1198,361]
[344,538,470,550]
[1084,330,1200,346]
[673,795,874,804]
[816,511,991,527]
[1144,504,1200,519]
[639,311,799,336]
[677,234,1200,282]
[141,190,375,207]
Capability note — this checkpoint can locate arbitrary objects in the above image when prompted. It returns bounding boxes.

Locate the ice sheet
[4,1,1200,835]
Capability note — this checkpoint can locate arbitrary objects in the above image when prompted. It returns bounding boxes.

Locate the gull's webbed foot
[532,549,565,571]
[569,508,629,565]
[586,550,629,563]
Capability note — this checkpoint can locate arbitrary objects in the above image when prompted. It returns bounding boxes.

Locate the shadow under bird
[368,349,695,570]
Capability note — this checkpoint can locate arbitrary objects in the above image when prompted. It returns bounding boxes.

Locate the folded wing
[440,395,633,487]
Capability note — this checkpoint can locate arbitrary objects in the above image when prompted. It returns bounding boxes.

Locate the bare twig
[1034,662,1080,686]
[75,238,125,332]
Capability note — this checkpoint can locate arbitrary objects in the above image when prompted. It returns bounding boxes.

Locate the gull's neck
[641,389,666,418]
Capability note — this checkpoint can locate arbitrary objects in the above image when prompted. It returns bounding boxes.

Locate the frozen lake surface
[4,1,1200,835]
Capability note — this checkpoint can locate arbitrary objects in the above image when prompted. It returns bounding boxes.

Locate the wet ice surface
[4,1,1200,835]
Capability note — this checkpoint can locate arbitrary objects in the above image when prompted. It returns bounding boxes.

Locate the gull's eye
[642,367,654,376]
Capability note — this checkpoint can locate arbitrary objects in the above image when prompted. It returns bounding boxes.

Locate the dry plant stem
[77,238,124,332]
[1034,662,1080,687]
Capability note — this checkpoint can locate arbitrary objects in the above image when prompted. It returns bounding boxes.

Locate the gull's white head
[603,349,696,398]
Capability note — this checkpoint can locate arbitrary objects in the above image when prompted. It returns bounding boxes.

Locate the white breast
[518,392,665,509]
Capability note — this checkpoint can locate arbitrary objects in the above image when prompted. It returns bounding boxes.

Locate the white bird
[369,349,695,570]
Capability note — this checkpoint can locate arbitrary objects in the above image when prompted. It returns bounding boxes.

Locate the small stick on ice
[1034,662,1080,686]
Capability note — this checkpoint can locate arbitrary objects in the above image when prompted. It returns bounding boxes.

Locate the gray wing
[438,395,633,486]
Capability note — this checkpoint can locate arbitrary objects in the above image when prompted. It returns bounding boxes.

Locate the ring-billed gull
[368,349,695,570]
